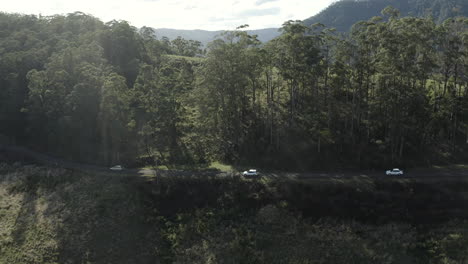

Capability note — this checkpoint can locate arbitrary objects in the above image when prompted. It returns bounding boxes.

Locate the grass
[432,163,468,169]
[139,161,234,173]
[141,165,168,170]
[208,161,234,172]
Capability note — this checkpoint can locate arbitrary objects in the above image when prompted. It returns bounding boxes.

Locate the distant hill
[153,28,281,46]
[304,0,468,32]
[154,0,468,43]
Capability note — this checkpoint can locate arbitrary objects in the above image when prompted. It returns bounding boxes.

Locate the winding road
[2,144,468,180]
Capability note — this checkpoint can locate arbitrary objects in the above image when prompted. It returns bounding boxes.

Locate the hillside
[154,27,280,46]
[1,162,468,263]
[304,0,468,31]
[154,0,468,41]
[1,11,468,171]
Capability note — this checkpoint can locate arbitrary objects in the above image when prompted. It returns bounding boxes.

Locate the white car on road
[110,165,124,171]
[242,169,259,177]
[386,168,403,176]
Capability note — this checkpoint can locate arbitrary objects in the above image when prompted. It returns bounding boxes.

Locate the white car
[386,168,403,176]
[110,165,123,171]
[242,169,259,176]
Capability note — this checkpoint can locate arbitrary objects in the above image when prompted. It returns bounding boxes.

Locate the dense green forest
[305,0,468,31]
[0,9,467,169]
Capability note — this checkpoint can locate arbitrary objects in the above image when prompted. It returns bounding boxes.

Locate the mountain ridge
[153,27,281,46]
[304,0,468,31]
[153,0,468,45]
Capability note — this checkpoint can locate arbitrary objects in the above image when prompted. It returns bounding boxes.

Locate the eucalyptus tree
[196,26,264,163]
[99,73,134,164]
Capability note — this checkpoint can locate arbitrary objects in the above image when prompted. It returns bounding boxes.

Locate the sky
[1,0,335,30]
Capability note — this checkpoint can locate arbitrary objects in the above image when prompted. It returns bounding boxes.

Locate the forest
[0,8,468,170]
[304,0,468,31]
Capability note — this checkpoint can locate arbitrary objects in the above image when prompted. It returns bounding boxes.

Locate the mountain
[304,0,468,32]
[155,0,468,44]
[154,28,281,46]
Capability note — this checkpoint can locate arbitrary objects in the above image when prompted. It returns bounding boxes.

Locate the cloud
[184,5,197,10]
[255,0,278,6]
[0,0,335,30]
[208,16,237,22]
[237,7,281,17]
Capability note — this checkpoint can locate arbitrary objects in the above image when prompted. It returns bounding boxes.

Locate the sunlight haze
[1,0,334,30]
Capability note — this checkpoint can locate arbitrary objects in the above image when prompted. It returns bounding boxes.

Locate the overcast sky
[1,0,334,30]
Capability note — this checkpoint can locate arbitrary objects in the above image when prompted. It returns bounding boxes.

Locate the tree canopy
[305,0,468,32]
[0,10,467,169]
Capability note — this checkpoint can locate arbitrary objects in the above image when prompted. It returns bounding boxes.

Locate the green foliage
[196,28,264,163]
[304,0,468,32]
[1,10,468,169]
[2,164,468,263]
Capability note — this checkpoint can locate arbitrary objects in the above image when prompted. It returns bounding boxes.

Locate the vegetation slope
[1,163,468,263]
[304,0,468,31]
[1,11,467,170]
